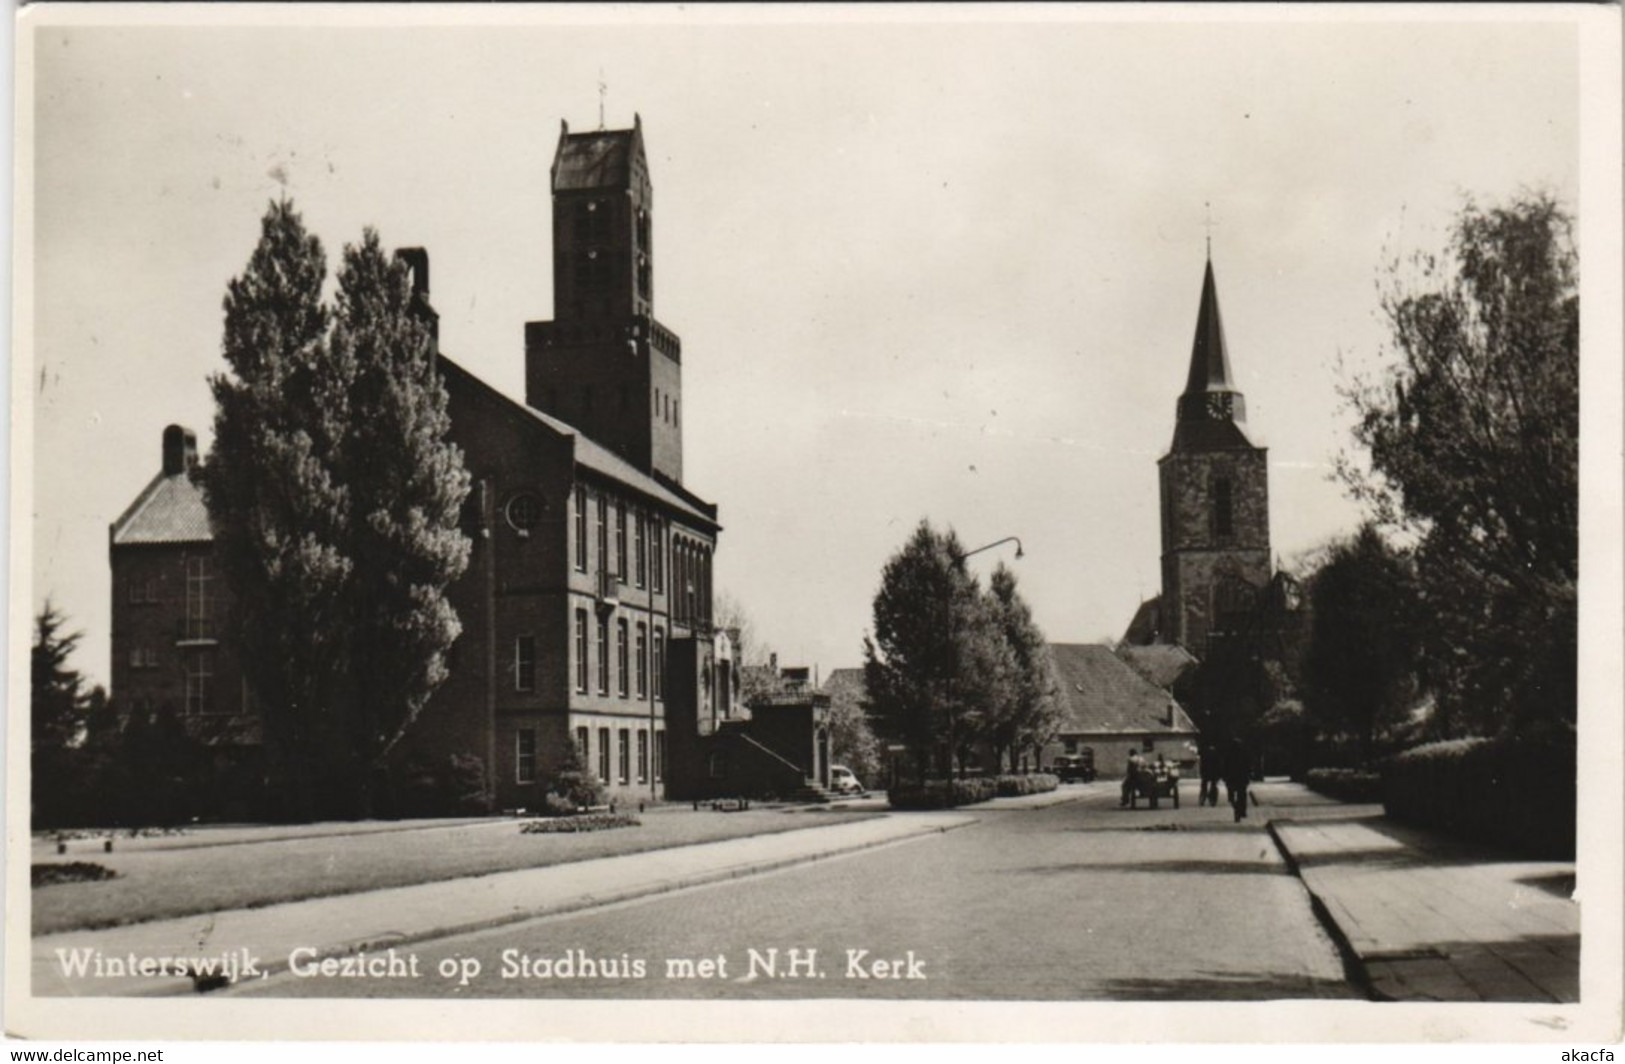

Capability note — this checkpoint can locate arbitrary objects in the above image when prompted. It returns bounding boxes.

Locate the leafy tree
[863,521,1014,779]
[32,600,88,752]
[200,199,351,820]
[1302,525,1423,761]
[823,677,882,784]
[1340,193,1577,736]
[330,232,470,813]
[713,589,783,705]
[985,564,1061,772]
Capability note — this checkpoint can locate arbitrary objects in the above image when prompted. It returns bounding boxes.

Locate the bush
[520,813,639,834]
[887,778,999,810]
[1304,767,1382,803]
[1381,733,1575,858]
[994,773,1060,797]
[546,744,606,812]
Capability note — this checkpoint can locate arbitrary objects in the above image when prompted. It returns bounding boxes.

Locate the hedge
[994,773,1060,797]
[1380,734,1575,858]
[1304,767,1382,803]
[888,778,998,810]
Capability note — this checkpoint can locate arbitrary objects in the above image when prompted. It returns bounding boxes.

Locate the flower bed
[887,778,998,809]
[33,862,119,888]
[520,813,640,834]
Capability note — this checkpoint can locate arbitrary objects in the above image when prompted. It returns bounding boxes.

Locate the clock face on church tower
[1204,392,1231,420]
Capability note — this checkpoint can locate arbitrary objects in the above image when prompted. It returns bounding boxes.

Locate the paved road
[231,785,1357,1001]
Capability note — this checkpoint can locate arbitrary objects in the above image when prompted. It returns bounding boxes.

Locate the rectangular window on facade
[574,485,587,571]
[598,727,611,782]
[616,503,628,582]
[1214,479,1234,538]
[634,515,647,588]
[654,731,665,782]
[616,620,629,698]
[184,650,214,715]
[597,616,610,694]
[637,729,649,783]
[185,556,212,640]
[651,519,664,592]
[618,729,631,784]
[574,610,589,693]
[576,726,589,763]
[636,623,648,698]
[515,635,536,693]
[516,729,537,784]
[596,495,609,577]
[653,628,665,700]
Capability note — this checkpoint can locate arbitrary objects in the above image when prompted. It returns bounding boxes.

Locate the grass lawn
[32,808,876,936]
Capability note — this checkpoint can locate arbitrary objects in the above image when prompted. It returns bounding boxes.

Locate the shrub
[1381,733,1575,858]
[33,862,118,887]
[520,813,639,834]
[1304,767,1383,803]
[994,773,1060,797]
[546,744,606,812]
[887,778,999,810]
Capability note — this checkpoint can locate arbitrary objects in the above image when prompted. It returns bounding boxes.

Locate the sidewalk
[1258,784,1578,1003]
[33,811,975,998]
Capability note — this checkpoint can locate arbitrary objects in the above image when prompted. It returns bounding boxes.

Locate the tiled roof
[553,127,638,191]
[438,355,718,530]
[1121,596,1163,647]
[111,472,212,546]
[1116,643,1200,691]
[1048,643,1198,736]
[1184,257,1234,394]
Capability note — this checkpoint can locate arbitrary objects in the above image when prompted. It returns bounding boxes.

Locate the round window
[506,493,543,533]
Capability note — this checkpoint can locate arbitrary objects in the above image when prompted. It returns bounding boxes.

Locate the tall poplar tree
[986,564,1061,772]
[200,199,352,820]
[329,232,470,813]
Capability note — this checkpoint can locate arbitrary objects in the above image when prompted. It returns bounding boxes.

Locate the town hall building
[109,117,775,816]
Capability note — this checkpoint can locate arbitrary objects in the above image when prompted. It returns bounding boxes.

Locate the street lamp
[953,536,1025,563]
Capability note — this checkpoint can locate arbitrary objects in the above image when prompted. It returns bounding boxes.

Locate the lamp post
[953,536,1025,564]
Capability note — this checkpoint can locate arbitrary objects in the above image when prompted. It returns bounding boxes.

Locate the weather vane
[598,68,607,130]
[1204,200,1217,258]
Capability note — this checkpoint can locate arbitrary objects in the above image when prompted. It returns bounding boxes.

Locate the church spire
[1183,256,1234,396]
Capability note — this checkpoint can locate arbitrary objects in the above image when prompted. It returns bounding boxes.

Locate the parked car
[1052,751,1097,783]
[829,765,865,795]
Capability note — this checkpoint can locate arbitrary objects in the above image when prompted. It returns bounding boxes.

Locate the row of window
[514,725,665,787]
[573,485,680,595]
[564,612,664,700]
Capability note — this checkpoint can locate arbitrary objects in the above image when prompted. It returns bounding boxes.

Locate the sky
[22,7,1584,688]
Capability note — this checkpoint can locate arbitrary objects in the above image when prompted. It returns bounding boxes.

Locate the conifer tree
[199,199,352,820]
[32,600,88,753]
[329,232,471,812]
[986,564,1061,772]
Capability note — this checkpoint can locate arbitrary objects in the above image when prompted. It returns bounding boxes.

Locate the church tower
[1156,256,1271,658]
[526,115,686,483]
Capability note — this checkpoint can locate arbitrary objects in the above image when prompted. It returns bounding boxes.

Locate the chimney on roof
[394,247,439,352]
[162,425,197,476]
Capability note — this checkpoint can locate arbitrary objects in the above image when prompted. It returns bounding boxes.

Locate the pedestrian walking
[1120,748,1145,807]
[1224,736,1251,822]
[1199,740,1222,807]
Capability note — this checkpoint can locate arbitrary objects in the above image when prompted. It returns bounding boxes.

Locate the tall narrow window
[596,495,609,579]
[185,556,212,640]
[616,502,628,583]
[574,485,587,571]
[651,518,664,593]
[637,729,649,783]
[598,727,611,782]
[1214,478,1234,538]
[514,635,536,693]
[575,726,589,762]
[596,616,610,694]
[618,729,631,784]
[653,627,665,700]
[654,731,666,783]
[616,619,630,698]
[516,729,537,784]
[634,514,647,588]
[184,650,214,715]
[574,610,589,693]
[635,623,648,699]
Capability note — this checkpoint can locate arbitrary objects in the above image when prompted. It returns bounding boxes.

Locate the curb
[1264,818,1383,1002]
[104,815,977,997]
